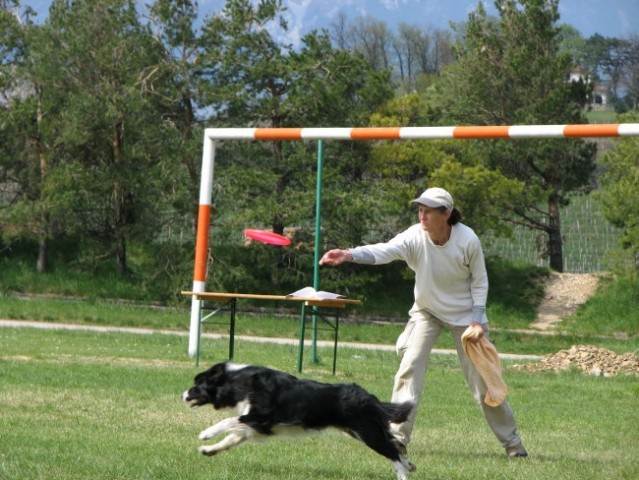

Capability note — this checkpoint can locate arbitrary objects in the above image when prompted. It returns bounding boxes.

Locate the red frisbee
[244,229,291,246]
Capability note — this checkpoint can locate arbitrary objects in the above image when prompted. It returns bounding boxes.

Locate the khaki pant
[390,310,522,448]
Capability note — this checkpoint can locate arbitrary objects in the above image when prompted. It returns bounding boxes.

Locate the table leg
[297,303,307,373]
[228,299,237,360]
[195,300,203,367]
[311,307,319,364]
[332,310,339,375]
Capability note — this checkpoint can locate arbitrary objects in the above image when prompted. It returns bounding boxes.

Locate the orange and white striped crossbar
[187,122,639,357]
[202,123,639,140]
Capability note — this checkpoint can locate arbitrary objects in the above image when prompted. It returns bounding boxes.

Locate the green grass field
[1,327,637,480]
[1,289,638,357]
[1,217,637,479]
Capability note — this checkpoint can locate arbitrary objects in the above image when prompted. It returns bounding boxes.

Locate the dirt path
[521,273,639,376]
[0,318,542,361]
[530,272,600,330]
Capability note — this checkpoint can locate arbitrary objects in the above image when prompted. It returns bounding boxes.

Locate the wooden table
[182,291,361,374]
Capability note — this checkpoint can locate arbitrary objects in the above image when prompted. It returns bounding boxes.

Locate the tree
[392,23,420,91]
[343,15,393,72]
[147,0,204,225]
[558,24,585,56]
[0,2,56,273]
[432,0,597,271]
[37,0,184,274]
[392,23,453,93]
[595,112,639,271]
[1,0,200,280]
[197,0,305,250]
[368,93,526,239]
[330,14,454,93]
[195,0,394,290]
[620,35,639,111]
[581,33,634,108]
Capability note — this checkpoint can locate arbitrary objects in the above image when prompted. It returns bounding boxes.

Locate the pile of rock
[515,345,639,377]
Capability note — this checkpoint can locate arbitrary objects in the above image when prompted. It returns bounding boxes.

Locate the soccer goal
[187,123,639,357]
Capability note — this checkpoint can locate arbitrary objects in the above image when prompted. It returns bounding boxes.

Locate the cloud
[379,0,408,10]
[614,8,634,37]
[277,0,314,47]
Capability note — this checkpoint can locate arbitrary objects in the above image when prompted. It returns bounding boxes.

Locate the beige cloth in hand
[461,325,508,407]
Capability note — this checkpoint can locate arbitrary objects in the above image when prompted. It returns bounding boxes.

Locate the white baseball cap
[411,187,454,210]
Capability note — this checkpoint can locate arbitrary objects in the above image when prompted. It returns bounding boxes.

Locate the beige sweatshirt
[350,223,488,326]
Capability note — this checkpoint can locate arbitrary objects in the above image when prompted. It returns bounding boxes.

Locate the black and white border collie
[182,362,416,480]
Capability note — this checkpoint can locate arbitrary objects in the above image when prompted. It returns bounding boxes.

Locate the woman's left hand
[465,322,485,341]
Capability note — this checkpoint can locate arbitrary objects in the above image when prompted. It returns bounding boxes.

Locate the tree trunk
[36,87,49,274]
[37,236,48,274]
[547,193,564,272]
[113,121,128,275]
[114,185,128,274]
[116,233,127,274]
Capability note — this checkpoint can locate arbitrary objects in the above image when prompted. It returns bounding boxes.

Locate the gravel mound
[516,345,639,377]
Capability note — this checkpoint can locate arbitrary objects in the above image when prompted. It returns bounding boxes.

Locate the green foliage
[429,159,527,237]
[44,0,190,271]
[367,93,529,239]
[369,94,455,200]
[192,2,396,289]
[1,0,197,276]
[595,112,639,269]
[558,23,586,61]
[430,0,597,271]
[2,0,636,295]
[0,237,193,301]
[484,256,547,326]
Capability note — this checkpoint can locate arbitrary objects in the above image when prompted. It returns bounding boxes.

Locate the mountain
[22,0,639,46]
[272,0,637,46]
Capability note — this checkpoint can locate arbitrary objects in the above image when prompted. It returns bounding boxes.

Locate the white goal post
[188,123,639,357]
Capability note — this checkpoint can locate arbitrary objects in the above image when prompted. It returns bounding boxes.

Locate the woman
[319,187,527,457]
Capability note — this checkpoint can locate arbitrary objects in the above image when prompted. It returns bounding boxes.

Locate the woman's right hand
[319,249,352,266]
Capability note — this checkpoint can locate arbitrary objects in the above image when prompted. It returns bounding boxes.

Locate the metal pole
[311,140,324,363]
[188,136,215,357]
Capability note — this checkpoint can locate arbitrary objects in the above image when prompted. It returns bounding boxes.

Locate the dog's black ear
[193,371,206,383]
[193,362,225,386]
[209,362,228,386]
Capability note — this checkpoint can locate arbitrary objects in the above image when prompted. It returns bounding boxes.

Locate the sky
[23,0,639,48]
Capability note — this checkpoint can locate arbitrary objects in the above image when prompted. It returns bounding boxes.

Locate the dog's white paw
[394,470,408,480]
[392,459,413,480]
[199,428,216,440]
[198,417,239,440]
[400,456,416,472]
[198,445,217,456]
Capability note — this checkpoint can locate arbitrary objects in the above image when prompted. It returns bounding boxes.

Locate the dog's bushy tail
[381,401,414,424]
